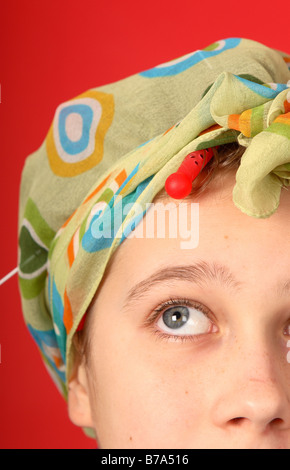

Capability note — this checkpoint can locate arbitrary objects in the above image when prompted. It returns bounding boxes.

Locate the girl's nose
[213,378,290,433]
[211,339,290,434]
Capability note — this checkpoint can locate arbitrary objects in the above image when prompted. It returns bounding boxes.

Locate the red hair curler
[165,147,218,199]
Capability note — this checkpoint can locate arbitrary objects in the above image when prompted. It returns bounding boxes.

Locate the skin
[68,169,290,449]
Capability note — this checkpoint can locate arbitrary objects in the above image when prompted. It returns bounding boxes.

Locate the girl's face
[69,170,290,449]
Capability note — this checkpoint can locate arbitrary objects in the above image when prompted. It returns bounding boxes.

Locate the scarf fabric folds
[18,38,290,405]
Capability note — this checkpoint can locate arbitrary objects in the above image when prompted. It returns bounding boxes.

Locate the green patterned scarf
[18,38,290,405]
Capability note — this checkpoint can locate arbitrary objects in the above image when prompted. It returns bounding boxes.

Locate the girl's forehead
[108,174,290,292]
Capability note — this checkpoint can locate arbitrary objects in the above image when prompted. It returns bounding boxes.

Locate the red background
[0,0,289,449]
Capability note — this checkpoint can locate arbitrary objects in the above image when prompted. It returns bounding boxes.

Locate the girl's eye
[155,301,217,338]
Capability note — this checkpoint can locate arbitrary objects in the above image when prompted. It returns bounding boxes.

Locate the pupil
[163,306,189,329]
[172,312,182,322]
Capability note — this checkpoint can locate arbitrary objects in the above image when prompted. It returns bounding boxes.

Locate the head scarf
[18,38,290,412]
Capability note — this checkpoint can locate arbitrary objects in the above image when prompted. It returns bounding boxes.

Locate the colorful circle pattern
[46,90,114,176]
[140,38,241,78]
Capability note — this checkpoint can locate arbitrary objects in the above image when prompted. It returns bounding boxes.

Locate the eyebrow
[123,260,290,311]
[122,260,244,310]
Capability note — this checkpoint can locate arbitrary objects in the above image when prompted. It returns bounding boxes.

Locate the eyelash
[144,297,215,343]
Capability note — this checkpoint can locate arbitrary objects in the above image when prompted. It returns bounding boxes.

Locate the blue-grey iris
[163,306,189,329]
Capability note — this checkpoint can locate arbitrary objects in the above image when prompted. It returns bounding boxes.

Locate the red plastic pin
[165,147,217,199]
